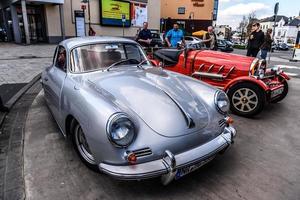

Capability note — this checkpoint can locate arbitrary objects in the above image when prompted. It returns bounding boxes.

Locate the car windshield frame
[69,42,149,74]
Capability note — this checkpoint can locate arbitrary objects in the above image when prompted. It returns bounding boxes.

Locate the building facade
[160,0,218,34]
[259,15,288,33]
[0,0,161,44]
[274,17,300,45]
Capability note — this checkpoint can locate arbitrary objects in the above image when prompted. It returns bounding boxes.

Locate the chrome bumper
[99,126,236,184]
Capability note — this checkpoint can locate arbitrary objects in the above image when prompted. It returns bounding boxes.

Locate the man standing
[136,22,152,47]
[247,22,265,57]
[203,26,218,50]
[165,23,185,48]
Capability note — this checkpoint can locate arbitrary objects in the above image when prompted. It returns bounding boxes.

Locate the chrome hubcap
[75,124,96,164]
[232,88,258,113]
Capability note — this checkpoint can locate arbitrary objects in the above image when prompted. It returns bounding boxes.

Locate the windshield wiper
[137,59,149,70]
[106,59,149,71]
[106,59,139,71]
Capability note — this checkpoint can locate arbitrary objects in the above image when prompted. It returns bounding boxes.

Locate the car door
[43,46,58,107]
[46,45,67,123]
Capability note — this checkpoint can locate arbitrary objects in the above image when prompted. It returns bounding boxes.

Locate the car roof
[60,36,138,50]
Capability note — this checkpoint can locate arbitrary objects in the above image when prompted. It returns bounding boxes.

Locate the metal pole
[268,14,277,64]
[21,0,30,44]
[59,4,65,40]
[88,0,91,30]
[122,23,124,37]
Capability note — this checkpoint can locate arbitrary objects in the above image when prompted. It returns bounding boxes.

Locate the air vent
[218,119,226,127]
[132,147,152,158]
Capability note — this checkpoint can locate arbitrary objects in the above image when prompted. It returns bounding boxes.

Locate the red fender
[279,71,290,80]
[224,76,269,92]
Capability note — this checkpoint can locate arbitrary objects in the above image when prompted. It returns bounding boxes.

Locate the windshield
[71,43,148,73]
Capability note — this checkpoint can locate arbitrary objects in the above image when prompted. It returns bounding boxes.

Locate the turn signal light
[225,117,234,124]
[127,152,137,164]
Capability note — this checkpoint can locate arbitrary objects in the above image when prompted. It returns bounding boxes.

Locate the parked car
[184,36,202,43]
[217,39,234,52]
[276,43,289,51]
[42,37,236,185]
[178,40,205,50]
[153,48,290,117]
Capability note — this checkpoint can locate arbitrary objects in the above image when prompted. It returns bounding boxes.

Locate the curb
[0,73,41,128]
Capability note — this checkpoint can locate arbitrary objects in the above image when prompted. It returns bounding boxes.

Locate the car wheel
[227,82,265,117]
[71,119,98,171]
[270,80,288,103]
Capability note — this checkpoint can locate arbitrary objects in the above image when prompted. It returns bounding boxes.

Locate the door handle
[74,85,80,90]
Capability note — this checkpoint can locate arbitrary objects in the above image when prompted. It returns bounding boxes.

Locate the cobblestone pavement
[0,43,56,84]
[0,82,41,200]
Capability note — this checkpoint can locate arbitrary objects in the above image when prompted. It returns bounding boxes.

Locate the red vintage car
[151,48,290,117]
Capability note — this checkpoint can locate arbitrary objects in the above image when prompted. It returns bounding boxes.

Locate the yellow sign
[101,0,130,20]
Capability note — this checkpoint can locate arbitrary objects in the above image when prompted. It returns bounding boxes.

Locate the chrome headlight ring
[106,113,136,148]
[214,90,230,114]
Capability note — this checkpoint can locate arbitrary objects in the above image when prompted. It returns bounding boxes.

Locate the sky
[216,0,300,30]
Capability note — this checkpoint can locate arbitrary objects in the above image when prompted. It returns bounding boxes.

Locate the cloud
[219,0,231,2]
[219,3,270,16]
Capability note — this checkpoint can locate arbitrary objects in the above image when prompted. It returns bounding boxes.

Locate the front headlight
[106,113,136,148]
[214,90,230,114]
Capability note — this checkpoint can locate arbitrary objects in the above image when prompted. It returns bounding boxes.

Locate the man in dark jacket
[136,22,152,47]
[247,22,265,57]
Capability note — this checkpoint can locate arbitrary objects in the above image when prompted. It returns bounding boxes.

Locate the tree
[238,16,247,42]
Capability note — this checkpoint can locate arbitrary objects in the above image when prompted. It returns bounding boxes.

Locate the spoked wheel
[71,120,98,171]
[228,82,265,117]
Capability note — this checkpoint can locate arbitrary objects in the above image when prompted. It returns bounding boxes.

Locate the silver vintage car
[41,37,236,185]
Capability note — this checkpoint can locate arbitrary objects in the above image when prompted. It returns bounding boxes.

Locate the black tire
[227,82,265,117]
[270,80,288,103]
[70,119,99,171]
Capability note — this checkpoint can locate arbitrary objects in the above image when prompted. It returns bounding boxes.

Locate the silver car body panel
[41,37,236,181]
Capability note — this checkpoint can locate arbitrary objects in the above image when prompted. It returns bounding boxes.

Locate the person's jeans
[246,48,260,57]
[260,49,268,60]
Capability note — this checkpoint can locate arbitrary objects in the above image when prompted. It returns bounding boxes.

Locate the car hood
[86,67,209,137]
[197,50,254,71]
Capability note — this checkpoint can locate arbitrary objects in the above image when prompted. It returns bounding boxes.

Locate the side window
[125,45,142,62]
[54,46,67,72]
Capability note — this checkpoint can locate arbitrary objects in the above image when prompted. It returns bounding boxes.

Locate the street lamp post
[268,2,279,64]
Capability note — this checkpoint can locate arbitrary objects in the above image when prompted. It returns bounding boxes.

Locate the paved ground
[0,82,41,200]
[23,79,300,200]
[0,43,55,84]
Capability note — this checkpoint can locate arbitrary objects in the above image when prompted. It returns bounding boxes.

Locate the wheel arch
[224,76,269,93]
[65,114,78,137]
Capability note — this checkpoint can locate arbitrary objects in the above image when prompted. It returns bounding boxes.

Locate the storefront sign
[191,0,204,7]
[100,0,131,27]
[131,3,147,27]
[75,10,86,37]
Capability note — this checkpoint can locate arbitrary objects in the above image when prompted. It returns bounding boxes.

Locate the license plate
[271,87,284,98]
[175,156,215,180]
